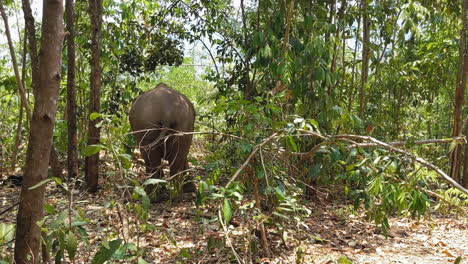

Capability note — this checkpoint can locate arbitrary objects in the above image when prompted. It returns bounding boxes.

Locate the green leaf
[92,239,123,264]
[138,257,150,264]
[66,231,78,260]
[314,67,325,81]
[71,221,88,227]
[29,178,53,190]
[223,199,232,224]
[44,203,55,214]
[77,226,89,246]
[179,248,191,259]
[144,178,167,186]
[454,256,462,264]
[0,223,15,244]
[134,186,146,196]
[263,44,272,58]
[337,255,353,264]
[118,154,132,169]
[285,135,298,152]
[82,145,105,157]
[89,112,102,121]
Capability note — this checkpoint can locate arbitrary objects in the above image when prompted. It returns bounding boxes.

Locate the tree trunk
[85,0,103,192]
[21,0,39,96]
[463,117,468,187]
[11,30,28,170]
[451,0,468,182]
[0,0,32,120]
[272,0,295,113]
[359,0,370,117]
[329,0,346,96]
[14,1,64,263]
[66,0,79,179]
[240,0,255,100]
[347,0,362,112]
[325,0,336,44]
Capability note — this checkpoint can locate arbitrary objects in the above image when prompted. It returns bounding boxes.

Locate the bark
[85,0,103,192]
[463,118,468,187]
[21,0,39,96]
[359,0,370,116]
[49,145,64,179]
[451,0,468,182]
[66,0,79,179]
[14,1,64,263]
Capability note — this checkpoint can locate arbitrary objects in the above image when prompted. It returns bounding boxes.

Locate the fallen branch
[332,134,468,196]
[0,201,19,217]
[345,136,465,150]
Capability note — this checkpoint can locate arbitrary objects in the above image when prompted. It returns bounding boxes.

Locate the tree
[0,0,31,170]
[66,0,79,179]
[463,117,468,187]
[359,0,370,117]
[85,0,103,191]
[0,0,31,120]
[14,1,64,262]
[451,0,468,183]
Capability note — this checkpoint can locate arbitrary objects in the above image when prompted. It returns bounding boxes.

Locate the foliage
[1,0,467,262]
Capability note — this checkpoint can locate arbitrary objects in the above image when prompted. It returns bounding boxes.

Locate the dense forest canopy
[0,0,467,263]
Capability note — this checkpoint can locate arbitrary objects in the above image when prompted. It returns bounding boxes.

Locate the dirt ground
[1,172,467,264]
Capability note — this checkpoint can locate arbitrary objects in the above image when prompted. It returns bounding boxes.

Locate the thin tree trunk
[14,1,64,263]
[85,0,103,192]
[12,102,24,169]
[0,0,32,119]
[359,0,370,116]
[462,117,468,187]
[21,0,39,96]
[272,0,295,114]
[329,0,346,96]
[240,0,255,100]
[325,0,336,44]
[451,0,468,182]
[11,30,29,170]
[338,0,347,99]
[66,0,79,179]
[347,1,362,112]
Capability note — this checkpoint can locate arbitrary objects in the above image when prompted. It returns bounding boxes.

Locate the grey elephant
[129,83,195,201]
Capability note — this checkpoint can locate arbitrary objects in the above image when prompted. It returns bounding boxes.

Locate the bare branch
[225,132,279,188]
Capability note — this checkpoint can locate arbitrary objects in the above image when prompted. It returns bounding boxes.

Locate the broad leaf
[82,145,105,157]
[66,231,78,260]
[223,199,232,224]
[91,239,123,264]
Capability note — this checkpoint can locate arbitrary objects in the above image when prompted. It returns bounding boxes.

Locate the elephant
[129,83,195,201]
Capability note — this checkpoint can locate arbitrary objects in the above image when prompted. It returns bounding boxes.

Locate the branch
[345,137,465,149]
[0,201,19,216]
[225,132,279,188]
[333,134,468,196]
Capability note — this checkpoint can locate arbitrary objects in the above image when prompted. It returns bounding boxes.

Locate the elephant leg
[140,147,163,178]
[142,147,168,202]
[168,143,195,193]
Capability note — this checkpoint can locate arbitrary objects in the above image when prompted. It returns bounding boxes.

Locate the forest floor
[1,170,467,264]
[1,138,467,263]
